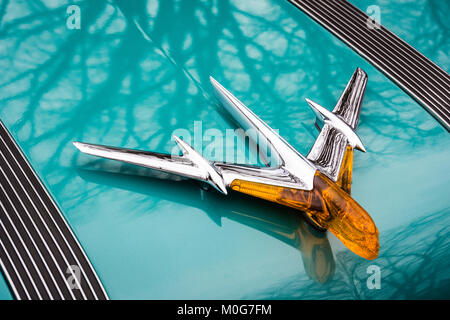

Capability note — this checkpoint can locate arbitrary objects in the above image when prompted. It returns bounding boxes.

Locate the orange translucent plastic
[230,170,379,260]
[336,146,353,194]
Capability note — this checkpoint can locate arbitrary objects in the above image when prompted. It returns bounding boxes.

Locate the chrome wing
[74,137,228,194]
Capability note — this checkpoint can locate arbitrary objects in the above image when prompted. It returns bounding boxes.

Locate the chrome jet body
[74,68,379,259]
[75,68,367,195]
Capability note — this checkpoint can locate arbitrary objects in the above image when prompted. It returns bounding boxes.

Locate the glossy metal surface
[307,68,368,181]
[75,69,366,192]
[305,99,366,152]
[0,122,109,300]
[0,0,449,299]
[210,76,317,190]
[288,0,450,131]
[74,138,229,194]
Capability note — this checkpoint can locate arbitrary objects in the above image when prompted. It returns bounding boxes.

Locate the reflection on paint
[0,0,448,299]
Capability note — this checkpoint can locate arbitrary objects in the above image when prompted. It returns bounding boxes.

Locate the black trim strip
[288,0,450,131]
[0,121,108,300]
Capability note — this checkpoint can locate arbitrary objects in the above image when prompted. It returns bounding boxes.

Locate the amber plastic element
[336,146,353,194]
[230,172,379,260]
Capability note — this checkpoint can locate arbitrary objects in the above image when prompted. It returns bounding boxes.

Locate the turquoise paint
[0,0,448,299]
[0,271,13,300]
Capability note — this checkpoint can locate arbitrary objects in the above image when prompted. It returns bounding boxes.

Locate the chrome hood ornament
[74,68,379,260]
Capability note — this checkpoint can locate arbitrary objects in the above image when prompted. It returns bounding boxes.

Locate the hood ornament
[74,68,379,260]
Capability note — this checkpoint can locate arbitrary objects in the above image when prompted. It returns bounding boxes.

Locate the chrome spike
[305,98,366,152]
[210,76,316,190]
[171,135,227,195]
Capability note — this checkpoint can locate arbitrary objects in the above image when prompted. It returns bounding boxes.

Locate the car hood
[0,0,449,299]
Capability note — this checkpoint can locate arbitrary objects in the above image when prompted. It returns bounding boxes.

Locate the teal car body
[0,0,448,299]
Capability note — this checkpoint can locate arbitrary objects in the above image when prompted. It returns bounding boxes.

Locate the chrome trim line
[0,140,85,299]
[0,154,72,299]
[0,217,38,299]
[0,121,109,300]
[0,169,68,299]
[315,1,448,106]
[288,0,450,131]
[335,1,450,93]
[0,239,27,299]
[0,199,51,299]
[337,1,450,88]
[0,131,107,299]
